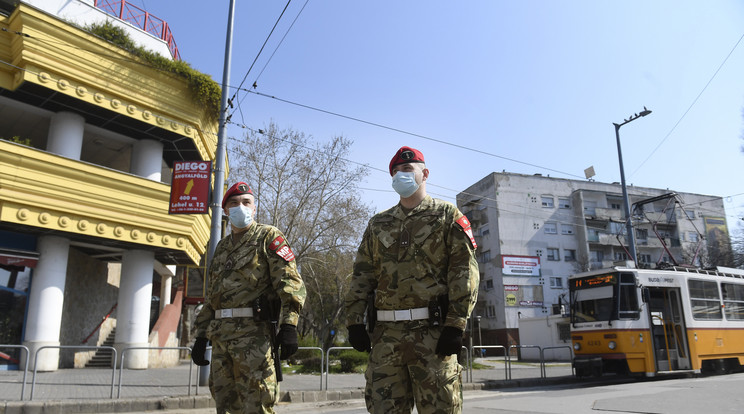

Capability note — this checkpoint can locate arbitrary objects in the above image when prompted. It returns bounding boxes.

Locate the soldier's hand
[347,324,371,352]
[436,326,464,356]
[191,337,210,366]
[278,324,298,360]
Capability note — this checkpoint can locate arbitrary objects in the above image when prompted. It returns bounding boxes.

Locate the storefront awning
[0,249,39,268]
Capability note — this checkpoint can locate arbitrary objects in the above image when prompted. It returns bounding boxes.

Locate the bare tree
[228,123,373,347]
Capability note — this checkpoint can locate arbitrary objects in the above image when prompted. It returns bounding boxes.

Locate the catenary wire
[630,30,744,178]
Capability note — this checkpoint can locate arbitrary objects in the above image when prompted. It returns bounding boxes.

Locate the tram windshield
[571,285,614,322]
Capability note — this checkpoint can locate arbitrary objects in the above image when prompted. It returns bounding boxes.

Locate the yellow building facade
[0,2,217,370]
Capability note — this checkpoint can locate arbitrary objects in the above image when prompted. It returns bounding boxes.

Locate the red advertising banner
[169,161,212,214]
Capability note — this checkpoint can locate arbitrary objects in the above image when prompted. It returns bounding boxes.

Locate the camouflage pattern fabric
[210,323,277,414]
[195,223,306,413]
[365,323,462,414]
[346,195,479,413]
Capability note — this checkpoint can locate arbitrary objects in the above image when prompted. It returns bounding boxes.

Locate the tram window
[688,279,722,320]
[722,283,744,320]
[618,273,639,319]
[572,285,613,322]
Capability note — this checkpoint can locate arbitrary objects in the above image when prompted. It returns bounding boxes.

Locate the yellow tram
[570,265,744,377]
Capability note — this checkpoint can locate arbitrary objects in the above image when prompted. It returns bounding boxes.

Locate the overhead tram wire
[234,0,310,125]
[630,30,744,178]
[240,89,585,180]
[228,0,293,124]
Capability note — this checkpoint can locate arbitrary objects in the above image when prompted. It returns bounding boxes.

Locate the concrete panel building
[456,172,730,349]
[0,0,217,370]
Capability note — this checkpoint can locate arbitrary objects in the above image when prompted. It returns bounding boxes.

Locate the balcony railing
[94,0,180,60]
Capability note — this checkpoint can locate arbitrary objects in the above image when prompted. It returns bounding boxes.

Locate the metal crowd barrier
[506,344,542,379]
[118,346,194,398]
[540,345,574,378]
[296,346,324,390]
[30,345,117,400]
[325,346,353,390]
[471,345,508,381]
[0,344,30,400]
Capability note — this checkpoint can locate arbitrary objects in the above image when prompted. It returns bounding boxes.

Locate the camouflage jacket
[194,222,306,340]
[346,195,479,331]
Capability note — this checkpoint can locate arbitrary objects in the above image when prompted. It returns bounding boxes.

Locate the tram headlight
[573,342,581,351]
[608,341,617,350]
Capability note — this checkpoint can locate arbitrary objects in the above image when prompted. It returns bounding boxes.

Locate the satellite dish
[584,166,596,180]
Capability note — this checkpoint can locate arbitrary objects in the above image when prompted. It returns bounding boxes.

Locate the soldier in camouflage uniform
[192,182,306,414]
[346,147,479,414]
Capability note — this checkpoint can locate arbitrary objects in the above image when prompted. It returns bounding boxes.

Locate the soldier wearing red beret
[192,181,306,414]
[346,146,479,414]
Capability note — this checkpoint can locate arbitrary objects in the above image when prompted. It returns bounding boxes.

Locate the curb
[0,377,579,413]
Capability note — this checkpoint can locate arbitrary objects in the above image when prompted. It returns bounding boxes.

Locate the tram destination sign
[571,273,616,290]
[169,161,212,214]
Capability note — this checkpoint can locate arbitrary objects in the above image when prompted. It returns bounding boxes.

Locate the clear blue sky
[142,1,744,231]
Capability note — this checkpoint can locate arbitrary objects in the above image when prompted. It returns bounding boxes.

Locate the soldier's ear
[422,168,429,180]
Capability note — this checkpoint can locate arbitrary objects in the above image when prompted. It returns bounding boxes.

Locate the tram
[569,264,744,377]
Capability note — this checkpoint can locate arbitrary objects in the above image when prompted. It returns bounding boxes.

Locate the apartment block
[456,172,730,347]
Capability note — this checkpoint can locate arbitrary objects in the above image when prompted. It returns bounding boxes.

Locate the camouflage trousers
[208,323,278,414]
[365,323,462,414]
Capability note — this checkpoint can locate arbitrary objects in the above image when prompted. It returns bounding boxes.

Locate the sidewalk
[0,359,575,413]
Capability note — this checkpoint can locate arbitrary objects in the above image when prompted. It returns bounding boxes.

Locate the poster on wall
[501,255,541,276]
[169,161,212,214]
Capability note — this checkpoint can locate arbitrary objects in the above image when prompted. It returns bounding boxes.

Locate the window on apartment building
[560,224,574,235]
[638,254,652,263]
[558,198,571,209]
[550,277,564,288]
[686,210,696,219]
[485,279,494,290]
[609,222,625,235]
[547,248,560,261]
[689,232,699,242]
[590,250,604,262]
[564,249,576,261]
[614,252,629,261]
[584,201,597,216]
[541,196,554,208]
[587,228,600,242]
[481,228,490,236]
[544,222,557,234]
[636,228,648,241]
[478,250,491,263]
[486,305,496,318]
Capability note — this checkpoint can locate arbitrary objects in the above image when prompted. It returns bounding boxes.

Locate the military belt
[215,307,254,319]
[377,307,429,321]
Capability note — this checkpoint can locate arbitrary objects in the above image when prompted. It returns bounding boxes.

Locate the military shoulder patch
[269,236,295,262]
[456,216,478,249]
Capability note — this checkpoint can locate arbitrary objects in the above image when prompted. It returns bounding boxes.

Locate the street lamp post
[613,107,652,265]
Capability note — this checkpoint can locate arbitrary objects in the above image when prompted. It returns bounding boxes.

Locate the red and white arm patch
[269,236,295,262]
[456,216,478,249]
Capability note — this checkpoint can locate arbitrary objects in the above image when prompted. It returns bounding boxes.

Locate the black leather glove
[436,326,464,356]
[191,337,210,366]
[347,324,371,352]
[277,324,298,360]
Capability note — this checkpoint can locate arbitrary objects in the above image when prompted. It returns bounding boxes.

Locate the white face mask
[228,205,254,228]
[392,171,420,198]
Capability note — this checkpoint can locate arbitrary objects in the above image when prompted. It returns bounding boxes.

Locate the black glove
[277,324,298,360]
[436,326,463,356]
[191,337,210,366]
[347,324,371,352]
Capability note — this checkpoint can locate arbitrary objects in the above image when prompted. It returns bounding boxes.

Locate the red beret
[389,146,425,176]
[222,181,253,208]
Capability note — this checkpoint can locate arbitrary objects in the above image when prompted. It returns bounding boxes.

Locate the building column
[115,250,154,369]
[23,236,70,371]
[159,265,175,313]
[131,139,163,181]
[47,111,85,160]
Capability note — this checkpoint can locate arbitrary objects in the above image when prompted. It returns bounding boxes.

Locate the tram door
[647,287,691,371]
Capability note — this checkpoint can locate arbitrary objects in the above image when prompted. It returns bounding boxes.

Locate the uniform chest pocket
[411,214,447,263]
[228,248,262,283]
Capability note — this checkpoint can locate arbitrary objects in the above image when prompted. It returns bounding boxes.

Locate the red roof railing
[94,0,180,60]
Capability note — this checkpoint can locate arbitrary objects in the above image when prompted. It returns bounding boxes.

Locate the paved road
[96,372,744,414]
